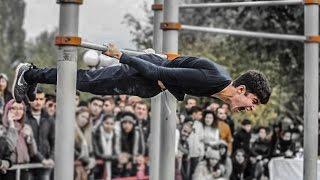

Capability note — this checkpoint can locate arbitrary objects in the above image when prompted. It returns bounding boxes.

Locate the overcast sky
[23,0,150,49]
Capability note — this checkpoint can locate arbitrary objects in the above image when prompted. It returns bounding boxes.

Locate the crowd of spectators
[0,72,307,180]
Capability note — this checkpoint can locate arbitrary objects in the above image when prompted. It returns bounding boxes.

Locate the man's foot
[12,63,36,103]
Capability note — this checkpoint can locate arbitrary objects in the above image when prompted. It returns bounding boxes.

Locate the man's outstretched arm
[104,44,208,85]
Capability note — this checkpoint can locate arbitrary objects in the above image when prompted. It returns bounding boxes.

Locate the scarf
[100,126,114,180]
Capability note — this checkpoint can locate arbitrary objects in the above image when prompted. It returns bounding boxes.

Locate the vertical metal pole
[16,169,20,180]
[303,3,319,180]
[159,0,179,179]
[54,1,79,180]
[150,1,163,180]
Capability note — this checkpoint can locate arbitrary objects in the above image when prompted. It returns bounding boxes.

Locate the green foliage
[123,0,307,125]
[0,0,26,76]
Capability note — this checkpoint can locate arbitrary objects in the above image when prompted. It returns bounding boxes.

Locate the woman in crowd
[192,147,226,180]
[92,114,120,180]
[74,107,95,180]
[218,141,232,179]
[109,112,142,178]
[230,149,248,180]
[1,99,41,180]
[0,73,13,119]
[202,110,220,148]
[118,112,141,157]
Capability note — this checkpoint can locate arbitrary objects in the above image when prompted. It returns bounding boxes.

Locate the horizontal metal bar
[181,25,306,41]
[180,0,303,8]
[81,41,167,58]
[9,163,50,170]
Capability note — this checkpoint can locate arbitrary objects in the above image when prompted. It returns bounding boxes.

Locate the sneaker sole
[12,63,28,102]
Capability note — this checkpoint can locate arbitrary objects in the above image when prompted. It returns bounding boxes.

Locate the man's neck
[214,82,235,104]
[31,109,41,116]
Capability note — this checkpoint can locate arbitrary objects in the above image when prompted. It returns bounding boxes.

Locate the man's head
[241,119,252,133]
[230,70,271,112]
[134,101,148,120]
[45,94,56,117]
[30,88,46,112]
[258,126,267,139]
[180,122,193,141]
[185,98,197,110]
[103,97,115,115]
[190,106,202,121]
[88,96,104,118]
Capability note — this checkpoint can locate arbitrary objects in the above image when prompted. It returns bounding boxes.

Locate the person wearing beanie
[233,119,252,155]
[193,147,226,180]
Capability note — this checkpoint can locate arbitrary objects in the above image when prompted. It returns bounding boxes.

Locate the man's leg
[13,63,162,101]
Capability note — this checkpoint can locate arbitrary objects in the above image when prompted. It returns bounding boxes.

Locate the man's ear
[236,85,247,94]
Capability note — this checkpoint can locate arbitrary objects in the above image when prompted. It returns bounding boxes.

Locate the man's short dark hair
[190,106,202,114]
[45,94,56,103]
[36,87,44,94]
[233,70,271,104]
[89,96,104,103]
[241,119,251,125]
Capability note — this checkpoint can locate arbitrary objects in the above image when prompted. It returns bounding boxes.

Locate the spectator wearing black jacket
[233,119,252,155]
[273,130,296,158]
[92,114,120,179]
[25,89,55,180]
[133,101,149,156]
[251,126,271,178]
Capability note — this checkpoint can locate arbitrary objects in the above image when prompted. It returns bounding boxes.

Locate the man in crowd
[187,106,204,180]
[133,100,150,156]
[233,119,252,155]
[25,88,55,180]
[88,96,104,132]
[102,96,115,116]
[44,94,56,119]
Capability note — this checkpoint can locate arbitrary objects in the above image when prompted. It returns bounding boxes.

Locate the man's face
[243,124,252,133]
[185,99,196,110]
[45,100,56,117]
[103,100,115,114]
[31,93,46,112]
[229,85,260,112]
[216,108,227,121]
[0,78,7,92]
[192,111,202,121]
[134,103,148,120]
[89,100,103,118]
[181,124,192,140]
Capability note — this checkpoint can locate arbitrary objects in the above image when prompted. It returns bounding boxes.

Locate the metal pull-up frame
[54,0,318,180]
